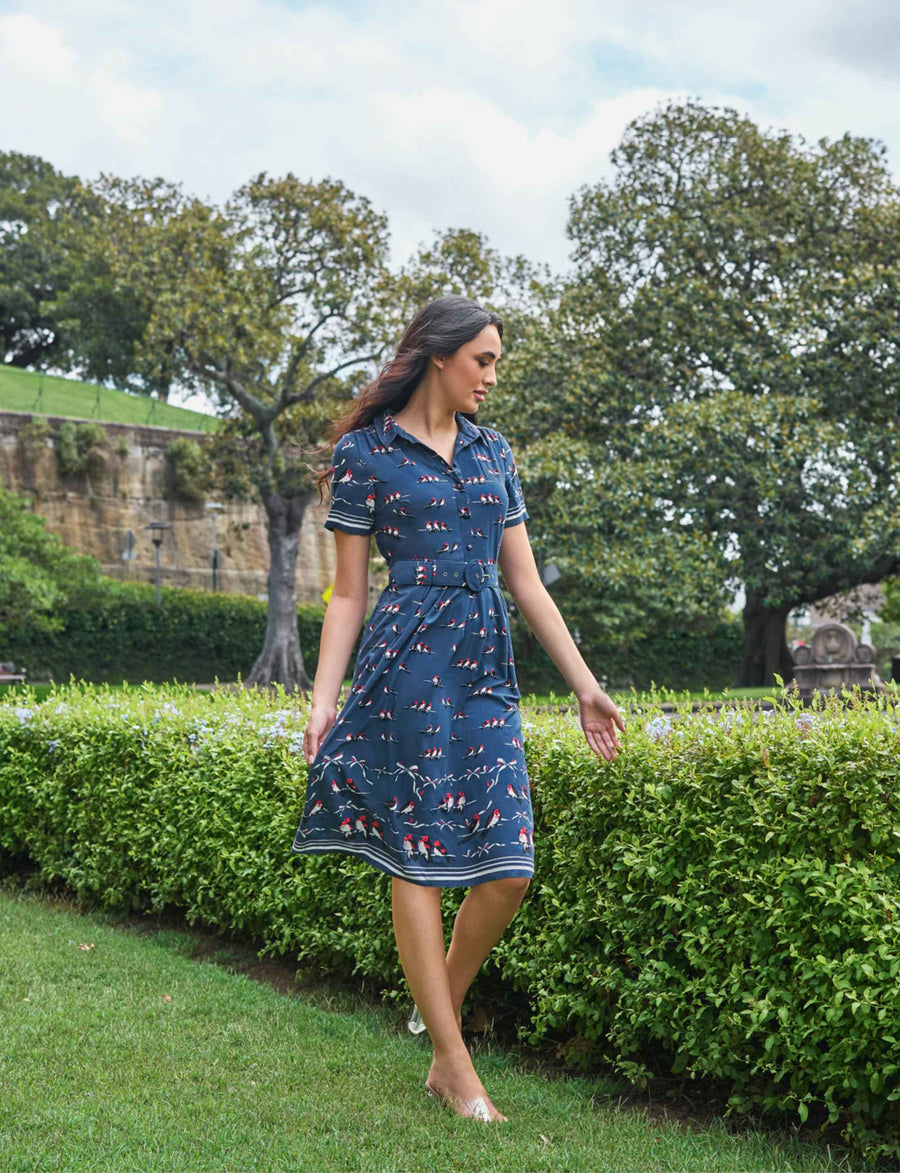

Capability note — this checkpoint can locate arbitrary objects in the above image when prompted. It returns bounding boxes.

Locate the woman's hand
[303,702,337,766]
[578,687,626,762]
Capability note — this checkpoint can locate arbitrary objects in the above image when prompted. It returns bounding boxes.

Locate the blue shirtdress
[291,407,534,887]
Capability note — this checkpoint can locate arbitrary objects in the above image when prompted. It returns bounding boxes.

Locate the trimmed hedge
[1,580,329,685]
[2,683,899,1163]
[509,610,744,693]
[3,566,743,692]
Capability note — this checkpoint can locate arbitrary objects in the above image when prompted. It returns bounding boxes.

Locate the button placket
[452,460,471,553]
[391,413,476,557]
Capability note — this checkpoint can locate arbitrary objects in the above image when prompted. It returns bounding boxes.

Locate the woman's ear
[431,354,446,371]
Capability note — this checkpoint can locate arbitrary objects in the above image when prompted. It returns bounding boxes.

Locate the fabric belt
[388,558,498,591]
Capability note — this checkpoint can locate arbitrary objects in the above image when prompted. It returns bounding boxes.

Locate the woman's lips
[473,390,486,402]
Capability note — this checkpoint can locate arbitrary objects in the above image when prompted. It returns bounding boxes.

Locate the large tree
[0,152,81,368]
[46,175,180,399]
[551,100,900,685]
[75,171,396,690]
[61,171,543,691]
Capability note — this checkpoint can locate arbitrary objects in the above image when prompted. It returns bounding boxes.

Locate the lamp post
[144,522,172,606]
[205,502,224,592]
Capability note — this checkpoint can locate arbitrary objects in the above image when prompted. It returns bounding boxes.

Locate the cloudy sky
[3,0,900,278]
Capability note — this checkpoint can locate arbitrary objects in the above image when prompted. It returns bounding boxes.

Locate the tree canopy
[58,173,535,688]
[4,102,900,689]
[0,480,104,634]
[499,100,900,683]
[0,152,81,369]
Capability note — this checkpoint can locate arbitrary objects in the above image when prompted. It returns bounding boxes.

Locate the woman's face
[435,324,502,414]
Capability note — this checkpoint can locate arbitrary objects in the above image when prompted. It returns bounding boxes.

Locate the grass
[0,880,852,1173]
[520,686,777,706]
[0,365,219,433]
[1,681,781,707]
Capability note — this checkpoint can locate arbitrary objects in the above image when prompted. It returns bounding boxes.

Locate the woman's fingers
[304,728,318,765]
[583,721,623,762]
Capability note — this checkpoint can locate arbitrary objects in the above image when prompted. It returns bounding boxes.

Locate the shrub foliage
[1,683,899,1163]
[1,580,330,684]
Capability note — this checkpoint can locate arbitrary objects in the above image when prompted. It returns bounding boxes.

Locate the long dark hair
[314,295,503,504]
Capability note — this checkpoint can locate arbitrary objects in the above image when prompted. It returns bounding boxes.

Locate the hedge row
[4,575,743,692]
[2,683,899,1163]
[1,580,329,685]
[509,610,744,693]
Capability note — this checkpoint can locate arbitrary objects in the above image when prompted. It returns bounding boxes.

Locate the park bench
[0,660,26,684]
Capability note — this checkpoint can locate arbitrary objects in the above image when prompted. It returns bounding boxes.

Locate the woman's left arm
[498,521,625,762]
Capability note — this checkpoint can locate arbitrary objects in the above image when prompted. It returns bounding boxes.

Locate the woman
[295,295,625,1122]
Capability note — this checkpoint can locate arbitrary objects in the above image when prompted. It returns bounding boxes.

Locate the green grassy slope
[0,366,220,432]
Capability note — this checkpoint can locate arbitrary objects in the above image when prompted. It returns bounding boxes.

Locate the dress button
[466,544,473,550]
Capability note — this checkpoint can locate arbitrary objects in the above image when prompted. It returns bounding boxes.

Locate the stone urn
[791,622,880,699]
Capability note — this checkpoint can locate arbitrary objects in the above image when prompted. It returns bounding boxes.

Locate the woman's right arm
[304,530,371,764]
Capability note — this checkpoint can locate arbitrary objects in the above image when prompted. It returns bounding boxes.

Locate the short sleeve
[498,434,529,529]
[324,433,376,535]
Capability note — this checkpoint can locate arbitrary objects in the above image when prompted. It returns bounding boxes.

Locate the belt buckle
[464,560,487,591]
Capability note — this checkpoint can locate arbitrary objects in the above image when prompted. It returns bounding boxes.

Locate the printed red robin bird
[460,813,481,840]
[354,814,369,837]
[402,834,415,859]
[307,799,324,816]
[416,835,430,861]
[339,818,353,838]
[482,808,501,833]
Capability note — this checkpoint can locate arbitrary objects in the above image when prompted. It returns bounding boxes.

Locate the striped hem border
[291,836,534,885]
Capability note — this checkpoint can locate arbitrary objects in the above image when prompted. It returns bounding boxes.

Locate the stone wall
[0,409,336,604]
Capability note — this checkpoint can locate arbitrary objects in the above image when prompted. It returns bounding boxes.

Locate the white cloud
[1,11,164,157]
[0,12,76,81]
[1,0,898,277]
[87,73,164,147]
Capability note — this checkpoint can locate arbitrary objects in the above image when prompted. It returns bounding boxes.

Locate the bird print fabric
[291,406,533,887]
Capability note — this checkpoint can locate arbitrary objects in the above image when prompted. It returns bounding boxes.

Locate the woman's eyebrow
[478,350,502,360]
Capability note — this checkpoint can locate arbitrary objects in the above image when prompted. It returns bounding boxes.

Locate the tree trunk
[739,590,795,686]
[244,492,312,693]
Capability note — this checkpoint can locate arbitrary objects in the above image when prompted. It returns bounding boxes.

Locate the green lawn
[0,882,850,1172]
[2,681,782,707]
[521,686,777,706]
[0,365,219,432]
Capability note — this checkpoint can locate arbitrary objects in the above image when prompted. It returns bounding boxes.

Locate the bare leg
[444,875,531,1031]
[391,876,505,1120]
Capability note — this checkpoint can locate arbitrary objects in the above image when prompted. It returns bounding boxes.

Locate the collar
[373,407,481,453]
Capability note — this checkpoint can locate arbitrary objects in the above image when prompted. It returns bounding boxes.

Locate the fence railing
[0,367,218,432]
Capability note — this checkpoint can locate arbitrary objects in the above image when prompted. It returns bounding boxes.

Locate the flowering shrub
[2,683,900,1162]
